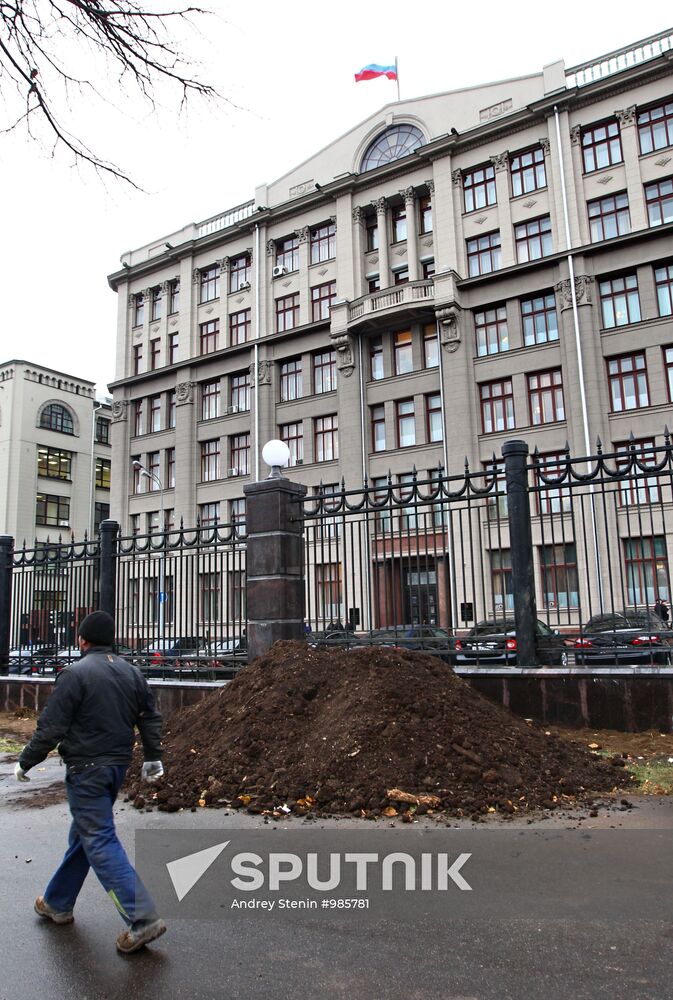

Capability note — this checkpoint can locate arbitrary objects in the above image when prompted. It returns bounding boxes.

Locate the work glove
[14,763,30,782]
[142,761,164,783]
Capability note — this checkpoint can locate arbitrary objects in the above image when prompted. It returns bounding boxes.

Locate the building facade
[0,360,112,543]
[108,31,673,628]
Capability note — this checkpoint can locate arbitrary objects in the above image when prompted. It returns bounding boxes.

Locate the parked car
[454,618,568,666]
[574,611,673,665]
[135,637,207,677]
[178,637,248,679]
[360,625,455,662]
[8,644,56,675]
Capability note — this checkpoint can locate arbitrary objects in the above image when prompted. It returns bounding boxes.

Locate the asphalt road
[2,750,673,1000]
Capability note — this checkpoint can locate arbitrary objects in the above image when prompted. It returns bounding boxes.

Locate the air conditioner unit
[239,281,251,290]
[272,265,288,278]
[228,404,239,414]
[227,468,239,477]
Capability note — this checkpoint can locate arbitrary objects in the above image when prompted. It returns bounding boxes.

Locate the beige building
[0,360,112,544]
[108,30,673,626]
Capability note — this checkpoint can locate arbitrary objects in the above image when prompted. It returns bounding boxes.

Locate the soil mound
[127,641,632,818]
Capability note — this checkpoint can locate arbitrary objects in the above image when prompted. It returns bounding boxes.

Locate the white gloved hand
[142,760,164,783]
[14,763,30,782]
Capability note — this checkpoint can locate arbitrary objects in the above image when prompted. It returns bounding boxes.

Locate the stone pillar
[616,106,648,231]
[373,197,390,287]
[243,477,307,661]
[402,186,419,281]
[491,152,515,267]
[351,206,365,298]
[0,534,14,669]
[174,379,197,522]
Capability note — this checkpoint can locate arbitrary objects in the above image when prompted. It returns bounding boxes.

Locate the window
[393,266,409,285]
[147,511,161,537]
[166,447,176,488]
[581,119,622,172]
[199,502,220,527]
[368,276,381,293]
[229,253,251,292]
[365,214,379,251]
[599,274,641,328]
[360,124,425,172]
[588,192,631,242]
[419,195,432,233]
[528,369,565,425]
[37,446,72,480]
[371,405,386,452]
[422,259,435,280]
[372,476,392,533]
[397,472,419,531]
[200,439,220,482]
[133,292,144,327]
[133,399,144,437]
[475,305,508,356]
[167,390,176,428]
[615,439,659,506]
[313,350,336,393]
[656,264,673,316]
[276,293,300,332]
[164,510,175,533]
[201,380,221,420]
[199,265,219,303]
[280,422,304,466]
[229,308,251,346]
[280,358,302,401]
[276,235,299,272]
[540,543,579,608]
[230,434,250,476]
[370,337,384,379]
[230,499,246,535]
[510,146,546,197]
[645,177,673,227]
[466,231,501,277]
[665,347,673,400]
[315,563,343,623]
[396,399,415,447]
[149,338,161,370]
[40,403,73,435]
[230,372,250,412]
[463,163,496,213]
[394,330,413,375]
[310,222,336,264]
[167,332,178,366]
[94,502,110,533]
[423,325,439,368]
[391,204,407,242]
[147,451,160,489]
[95,416,110,444]
[484,461,507,522]
[624,536,670,605]
[314,414,338,462]
[514,215,552,263]
[151,287,162,321]
[426,394,442,442]
[638,99,673,154]
[200,319,219,354]
[480,379,515,434]
[200,572,220,623]
[521,292,558,346]
[129,513,140,537]
[131,456,142,494]
[132,345,142,375]
[536,453,571,515]
[149,394,161,432]
[311,281,336,322]
[429,468,448,528]
[95,458,111,489]
[491,550,513,611]
[36,493,70,527]
[607,353,649,411]
[168,278,180,314]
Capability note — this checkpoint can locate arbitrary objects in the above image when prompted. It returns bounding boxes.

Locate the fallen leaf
[198,798,206,807]
[382,806,398,817]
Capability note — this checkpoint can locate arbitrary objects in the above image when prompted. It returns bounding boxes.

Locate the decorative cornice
[490,151,509,172]
[249,360,272,386]
[372,197,387,214]
[425,179,435,194]
[111,400,128,422]
[176,381,195,405]
[570,125,581,145]
[192,268,200,284]
[451,169,462,187]
[555,274,593,310]
[266,239,276,257]
[539,137,551,154]
[217,256,229,273]
[435,305,462,353]
[400,186,416,206]
[352,206,363,224]
[615,105,636,127]
[330,332,355,377]
[296,226,310,244]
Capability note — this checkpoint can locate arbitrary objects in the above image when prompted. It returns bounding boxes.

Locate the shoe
[116,918,166,954]
[34,895,74,925]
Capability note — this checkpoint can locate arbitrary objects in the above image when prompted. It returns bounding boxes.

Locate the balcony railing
[198,201,256,239]
[566,29,673,89]
[348,279,434,323]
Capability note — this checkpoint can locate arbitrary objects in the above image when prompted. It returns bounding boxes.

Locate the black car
[454,618,568,666]
[574,611,673,665]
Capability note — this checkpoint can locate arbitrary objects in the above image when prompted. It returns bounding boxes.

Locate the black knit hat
[78,611,115,646]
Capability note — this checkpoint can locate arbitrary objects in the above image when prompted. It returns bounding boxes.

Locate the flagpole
[395,56,400,101]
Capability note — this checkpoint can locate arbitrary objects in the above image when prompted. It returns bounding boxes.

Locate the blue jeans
[44,764,158,927]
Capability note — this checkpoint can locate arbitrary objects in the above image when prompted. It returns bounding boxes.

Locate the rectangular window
[391,204,407,242]
[280,358,302,401]
[540,543,579,608]
[582,119,622,172]
[200,319,219,354]
[168,278,180,314]
[230,498,246,535]
[491,550,513,612]
[276,235,299,272]
[426,393,442,442]
[314,414,338,462]
[230,372,250,412]
[313,350,336,393]
[229,308,251,346]
[466,231,501,277]
[422,259,435,280]
[95,458,111,490]
[200,439,220,482]
[314,483,341,540]
[372,476,392,533]
[396,399,415,447]
[94,502,110,533]
[36,493,70,527]
[229,253,251,292]
[132,345,142,375]
[201,380,221,420]
[480,379,515,434]
[368,276,380,293]
[229,434,250,476]
[129,514,140,537]
[149,338,161,370]
[133,293,144,327]
[656,264,673,316]
[394,330,413,375]
[199,502,220,527]
[95,417,110,445]
[638,99,673,154]
[607,353,649,411]
[423,325,439,368]
[310,222,336,264]
[365,214,379,251]
[527,369,565,425]
[521,292,558,346]
[133,400,144,437]
[510,146,546,197]
[149,394,161,432]
[371,405,386,452]
[311,281,337,322]
[484,461,507,522]
[645,177,673,227]
[147,511,160,536]
[151,287,162,321]
[370,336,384,379]
[199,572,220,624]
[280,422,304,466]
[315,563,343,623]
[599,274,641,328]
[166,447,175,489]
[624,536,670,605]
[199,265,219,303]
[475,305,508,356]
[397,473,418,530]
[37,446,72,480]
[276,293,300,333]
[419,195,432,234]
[615,439,659,506]
[393,266,409,285]
[463,163,496,213]
[131,456,142,494]
[514,215,552,263]
[588,192,631,241]
[665,347,673,401]
[536,452,572,515]
[167,390,176,428]
[167,332,178,365]
[147,451,160,489]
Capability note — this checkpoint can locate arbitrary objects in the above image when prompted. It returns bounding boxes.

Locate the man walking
[15,610,166,954]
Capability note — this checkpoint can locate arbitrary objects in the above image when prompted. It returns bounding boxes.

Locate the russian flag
[354,63,397,83]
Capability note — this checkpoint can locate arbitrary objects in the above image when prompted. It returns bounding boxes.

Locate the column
[616,106,648,231]
[351,205,365,299]
[491,151,515,267]
[402,186,419,281]
[174,379,197,523]
[373,197,390,287]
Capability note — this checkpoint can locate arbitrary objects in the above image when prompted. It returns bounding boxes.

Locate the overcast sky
[2,1,671,395]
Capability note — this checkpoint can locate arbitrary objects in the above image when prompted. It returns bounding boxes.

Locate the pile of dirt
[126,641,633,819]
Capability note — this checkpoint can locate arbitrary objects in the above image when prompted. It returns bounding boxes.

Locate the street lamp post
[132,460,165,647]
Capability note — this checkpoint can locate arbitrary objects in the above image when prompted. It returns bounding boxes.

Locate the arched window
[40,403,74,435]
[360,124,425,173]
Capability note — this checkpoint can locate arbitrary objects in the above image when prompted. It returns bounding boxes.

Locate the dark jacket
[19,646,162,773]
